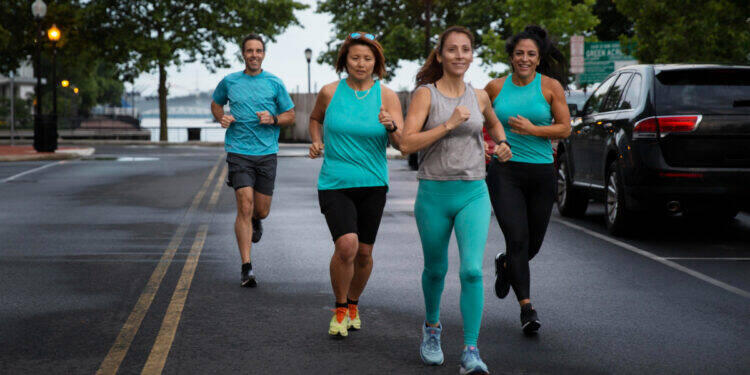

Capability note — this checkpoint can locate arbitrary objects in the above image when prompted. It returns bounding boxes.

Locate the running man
[210,33,296,287]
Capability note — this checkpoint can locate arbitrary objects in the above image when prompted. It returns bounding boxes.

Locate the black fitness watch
[496,140,511,149]
[387,121,398,133]
[272,115,278,126]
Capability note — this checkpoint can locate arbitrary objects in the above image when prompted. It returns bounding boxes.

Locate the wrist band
[272,115,278,126]
[387,121,398,133]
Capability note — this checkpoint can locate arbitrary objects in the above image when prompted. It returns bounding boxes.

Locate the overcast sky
[131,0,506,98]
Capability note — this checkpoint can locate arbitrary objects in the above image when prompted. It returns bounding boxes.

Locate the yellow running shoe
[347,304,361,330]
[328,307,349,337]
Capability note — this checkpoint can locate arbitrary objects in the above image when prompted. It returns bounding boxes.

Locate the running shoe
[241,264,257,288]
[494,252,510,299]
[328,307,349,337]
[459,346,489,375]
[419,322,444,366]
[251,217,263,243]
[347,305,361,330]
[520,303,541,334]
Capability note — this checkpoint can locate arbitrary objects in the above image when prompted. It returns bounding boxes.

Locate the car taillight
[633,115,701,139]
[633,118,657,138]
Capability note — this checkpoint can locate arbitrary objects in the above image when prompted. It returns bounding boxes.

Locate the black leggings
[485,160,556,301]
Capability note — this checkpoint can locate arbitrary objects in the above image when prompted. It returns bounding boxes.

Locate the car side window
[583,75,617,116]
[619,74,642,110]
[600,73,632,112]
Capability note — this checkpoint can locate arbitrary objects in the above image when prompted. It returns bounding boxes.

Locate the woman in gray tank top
[399,26,512,375]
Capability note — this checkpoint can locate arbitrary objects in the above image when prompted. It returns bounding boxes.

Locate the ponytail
[415,26,475,87]
[506,25,568,87]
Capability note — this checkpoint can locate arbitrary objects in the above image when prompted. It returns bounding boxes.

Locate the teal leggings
[414,180,491,347]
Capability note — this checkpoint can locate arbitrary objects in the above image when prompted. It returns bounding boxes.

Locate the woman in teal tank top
[483,25,571,334]
[308,32,404,338]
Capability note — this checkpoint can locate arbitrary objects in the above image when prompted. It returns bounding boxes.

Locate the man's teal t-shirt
[212,70,295,156]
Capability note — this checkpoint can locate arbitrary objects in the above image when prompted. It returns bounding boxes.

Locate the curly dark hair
[506,25,568,86]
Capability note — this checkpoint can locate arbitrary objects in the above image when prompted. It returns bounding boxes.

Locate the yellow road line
[141,165,227,374]
[97,156,223,375]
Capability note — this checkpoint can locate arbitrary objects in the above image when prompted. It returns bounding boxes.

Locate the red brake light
[633,118,657,133]
[633,115,701,139]
[657,116,700,134]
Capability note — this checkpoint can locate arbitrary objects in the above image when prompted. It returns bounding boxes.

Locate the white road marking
[551,218,750,299]
[663,257,750,261]
[1,160,66,184]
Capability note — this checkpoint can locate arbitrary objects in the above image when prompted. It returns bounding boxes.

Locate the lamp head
[48,24,60,42]
[31,0,47,19]
[304,48,312,62]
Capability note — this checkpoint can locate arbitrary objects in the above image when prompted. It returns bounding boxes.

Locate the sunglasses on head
[350,32,375,40]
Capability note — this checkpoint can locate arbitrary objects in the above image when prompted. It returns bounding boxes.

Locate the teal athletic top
[493,73,553,164]
[317,79,389,190]
[212,70,295,156]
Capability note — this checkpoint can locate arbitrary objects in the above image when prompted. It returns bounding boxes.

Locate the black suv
[556,64,750,234]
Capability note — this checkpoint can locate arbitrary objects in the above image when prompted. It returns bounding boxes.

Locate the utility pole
[9,71,15,146]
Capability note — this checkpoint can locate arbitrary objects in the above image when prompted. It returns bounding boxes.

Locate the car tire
[556,156,588,217]
[605,160,633,235]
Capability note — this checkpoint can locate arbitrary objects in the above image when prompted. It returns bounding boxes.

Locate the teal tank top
[317,79,389,190]
[494,73,553,164]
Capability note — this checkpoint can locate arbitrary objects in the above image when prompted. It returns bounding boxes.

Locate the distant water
[140,117,226,142]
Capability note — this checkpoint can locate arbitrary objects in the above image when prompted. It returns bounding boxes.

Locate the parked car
[555,64,750,234]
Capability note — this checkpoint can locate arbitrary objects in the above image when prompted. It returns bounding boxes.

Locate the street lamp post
[47,24,60,152]
[31,0,46,152]
[304,48,312,94]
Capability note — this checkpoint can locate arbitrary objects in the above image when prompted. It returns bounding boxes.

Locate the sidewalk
[0,143,405,162]
[0,145,95,162]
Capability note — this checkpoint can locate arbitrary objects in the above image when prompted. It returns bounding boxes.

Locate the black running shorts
[225,152,277,196]
[318,186,388,245]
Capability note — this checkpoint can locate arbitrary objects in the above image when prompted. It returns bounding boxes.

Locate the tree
[592,0,633,41]
[480,0,599,78]
[0,1,126,116]
[315,0,508,85]
[94,0,307,141]
[615,0,750,64]
[316,0,599,84]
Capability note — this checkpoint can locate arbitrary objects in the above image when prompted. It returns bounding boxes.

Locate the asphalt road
[1,145,748,374]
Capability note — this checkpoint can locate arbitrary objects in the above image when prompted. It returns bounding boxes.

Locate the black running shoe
[520,304,540,334]
[494,252,510,299]
[241,263,257,288]
[251,218,263,243]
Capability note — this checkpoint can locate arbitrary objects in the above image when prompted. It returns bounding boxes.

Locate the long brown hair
[415,26,475,87]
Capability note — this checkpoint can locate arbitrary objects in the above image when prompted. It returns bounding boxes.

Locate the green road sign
[580,41,637,84]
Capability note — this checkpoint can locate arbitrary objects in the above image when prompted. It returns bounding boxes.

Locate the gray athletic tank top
[417,82,486,180]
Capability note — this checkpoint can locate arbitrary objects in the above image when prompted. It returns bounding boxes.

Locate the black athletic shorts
[225,152,277,196]
[318,186,388,245]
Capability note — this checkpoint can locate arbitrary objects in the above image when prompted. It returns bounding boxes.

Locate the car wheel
[605,161,633,235]
[556,157,588,217]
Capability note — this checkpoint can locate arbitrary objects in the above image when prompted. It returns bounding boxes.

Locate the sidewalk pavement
[0,145,95,162]
[0,143,406,162]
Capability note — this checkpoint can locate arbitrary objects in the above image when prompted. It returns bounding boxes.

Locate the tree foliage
[315,0,508,83]
[615,0,750,64]
[316,0,599,83]
[93,0,307,140]
[0,1,124,115]
[480,0,599,78]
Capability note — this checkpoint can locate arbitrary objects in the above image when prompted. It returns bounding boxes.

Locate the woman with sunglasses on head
[309,32,404,338]
[400,26,512,374]
[484,25,571,335]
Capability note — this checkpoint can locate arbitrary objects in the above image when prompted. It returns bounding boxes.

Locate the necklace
[354,88,371,100]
